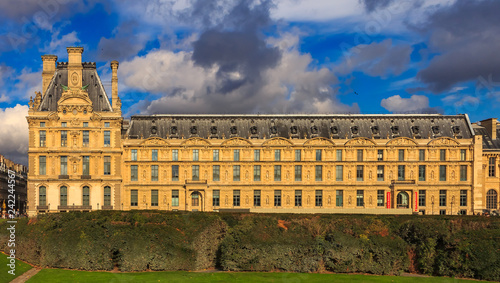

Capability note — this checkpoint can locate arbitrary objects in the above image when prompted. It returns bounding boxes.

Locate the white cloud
[0,104,29,165]
[119,33,359,115]
[0,94,9,103]
[381,94,430,112]
[272,0,363,22]
[41,30,80,56]
[14,68,42,100]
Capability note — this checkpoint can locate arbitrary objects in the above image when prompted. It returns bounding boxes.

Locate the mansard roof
[37,62,112,112]
[125,114,474,140]
[472,123,500,150]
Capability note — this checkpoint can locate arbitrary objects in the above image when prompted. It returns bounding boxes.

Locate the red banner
[386,192,391,209]
[414,191,418,212]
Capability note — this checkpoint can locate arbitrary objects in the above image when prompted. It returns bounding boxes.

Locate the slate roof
[472,124,500,150]
[126,114,474,140]
[38,62,112,112]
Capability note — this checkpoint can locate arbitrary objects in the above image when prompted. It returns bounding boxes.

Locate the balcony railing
[101,205,113,210]
[58,205,92,210]
[59,175,69,179]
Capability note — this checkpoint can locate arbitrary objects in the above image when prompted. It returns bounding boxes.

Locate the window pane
[419,165,426,181]
[130,190,138,206]
[152,149,158,161]
[295,190,302,207]
[377,165,384,181]
[439,190,446,206]
[439,165,446,181]
[131,149,137,161]
[460,149,466,161]
[213,165,220,181]
[418,190,426,207]
[233,165,240,181]
[274,165,281,181]
[39,130,46,147]
[275,149,281,161]
[316,150,321,161]
[254,190,261,206]
[377,190,384,207]
[172,149,178,161]
[104,186,111,206]
[295,165,302,181]
[39,186,46,206]
[104,131,110,147]
[315,165,322,181]
[60,156,67,175]
[357,150,363,161]
[213,149,219,161]
[83,130,89,146]
[295,149,301,161]
[336,165,343,181]
[419,149,425,161]
[172,190,179,206]
[254,165,261,181]
[193,149,199,161]
[336,150,342,161]
[460,190,467,207]
[104,156,111,175]
[274,190,281,207]
[61,130,67,147]
[151,165,159,181]
[234,150,240,161]
[82,156,90,175]
[440,149,446,161]
[336,190,343,207]
[172,165,179,181]
[315,190,322,206]
[192,165,199,181]
[233,190,240,206]
[399,150,404,161]
[213,190,220,207]
[356,165,364,181]
[151,190,158,206]
[398,165,405,181]
[60,186,67,206]
[460,165,467,181]
[82,186,90,206]
[39,156,46,175]
[356,190,364,206]
[131,165,138,181]
[377,150,383,161]
[254,150,260,161]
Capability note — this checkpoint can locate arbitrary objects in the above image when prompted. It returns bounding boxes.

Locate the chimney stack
[41,55,57,97]
[110,60,120,111]
[481,118,497,140]
[66,47,84,90]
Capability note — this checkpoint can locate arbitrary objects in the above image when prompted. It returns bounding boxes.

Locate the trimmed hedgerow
[1,212,499,281]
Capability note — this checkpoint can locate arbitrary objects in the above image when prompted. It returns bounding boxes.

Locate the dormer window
[411,126,420,135]
[351,126,359,135]
[391,126,399,134]
[230,126,237,135]
[311,126,318,134]
[170,126,177,135]
[210,126,217,135]
[290,126,298,135]
[432,126,440,135]
[371,126,379,135]
[452,126,460,135]
[250,126,258,135]
[270,126,278,135]
[190,126,197,135]
[331,126,339,135]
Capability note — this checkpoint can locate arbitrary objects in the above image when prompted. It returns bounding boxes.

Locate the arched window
[60,186,67,206]
[39,186,46,206]
[192,193,200,206]
[397,192,409,208]
[83,186,90,206]
[104,186,111,206]
[486,189,498,210]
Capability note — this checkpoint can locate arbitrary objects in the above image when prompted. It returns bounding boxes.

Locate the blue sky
[1,0,500,164]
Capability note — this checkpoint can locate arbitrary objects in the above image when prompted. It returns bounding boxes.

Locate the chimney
[66,47,84,90]
[110,60,120,111]
[481,118,497,140]
[41,55,57,97]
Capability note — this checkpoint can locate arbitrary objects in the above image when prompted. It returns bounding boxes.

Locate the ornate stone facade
[26,47,498,216]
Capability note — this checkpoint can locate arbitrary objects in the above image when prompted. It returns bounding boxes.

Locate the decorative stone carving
[262,137,293,147]
[221,137,252,147]
[304,137,335,146]
[386,137,418,146]
[344,137,376,147]
[428,137,460,146]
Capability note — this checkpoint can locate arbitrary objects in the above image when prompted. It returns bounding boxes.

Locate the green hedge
[1,212,499,281]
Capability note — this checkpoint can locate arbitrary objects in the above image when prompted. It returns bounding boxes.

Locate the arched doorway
[191,191,202,211]
[397,192,409,208]
[486,189,498,210]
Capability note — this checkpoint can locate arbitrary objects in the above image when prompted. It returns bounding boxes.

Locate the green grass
[27,270,492,283]
[0,252,33,283]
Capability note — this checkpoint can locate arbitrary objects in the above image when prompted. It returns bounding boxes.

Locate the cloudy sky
[1,0,500,165]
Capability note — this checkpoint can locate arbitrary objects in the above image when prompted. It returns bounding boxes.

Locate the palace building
[26,47,500,216]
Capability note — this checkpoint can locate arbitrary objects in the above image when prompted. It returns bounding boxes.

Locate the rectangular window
[39,156,46,175]
[39,130,46,147]
[172,149,178,161]
[254,190,261,207]
[489,157,495,177]
[399,149,404,161]
[61,122,67,127]
[356,190,364,207]
[60,186,67,206]
[274,190,281,207]
[295,165,302,181]
[419,165,426,181]
[40,122,45,127]
[104,187,111,206]
[295,190,302,206]
[275,149,281,161]
[61,130,67,147]
[131,165,138,181]
[104,156,111,175]
[357,150,363,161]
[233,165,240,181]
[439,165,446,181]
[83,122,88,127]
[82,156,90,176]
[233,190,240,206]
[336,165,343,181]
[151,190,158,206]
[274,165,281,181]
[440,209,446,215]
[315,165,322,181]
[213,149,219,161]
[104,130,110,147]
[192,165,200,181]
[104,122,110,128]
[152,149,158,161]
[60,156,67,175]
[295,149,301,161]
[460,190,467,207]
[254,149,260,161]
[419,149,425,161]
[131,149,137,161]
[460,165,467,181]
[193,149,199,161]
[172,190,179,206]
[254,165,261,181]
[131,190,138,206]
[151,165,159,181]
[213,190,220,207]
[336,190,343,207]
[460,149,466,161]
[440,149,446,161]
[315,190,323,206]
[234,149,240,161]
[213,165,220,181]
[172,165,179,181]
[316,149,322,161]
[83,130,89,147]
[418,190,426,207]
[377,150,383,161]
[377,165,384,181]
[398,165,405,181]
[439,190,447,206]
[377,190,384,207]
[356,165,364,181]
[336,149,342,161]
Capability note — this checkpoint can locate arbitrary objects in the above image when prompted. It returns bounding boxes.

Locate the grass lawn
[0,252,33,283]
[27,270,493,283]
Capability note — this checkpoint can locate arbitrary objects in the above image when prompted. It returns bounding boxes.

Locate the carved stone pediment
[181,137,212,147]
[344,137,376,147]
[303,137,335,147]
[427,137,460,147]
[221,137,253,147]
[386,137,418,146]
[141,137,170,146]
[261,137,293,147]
